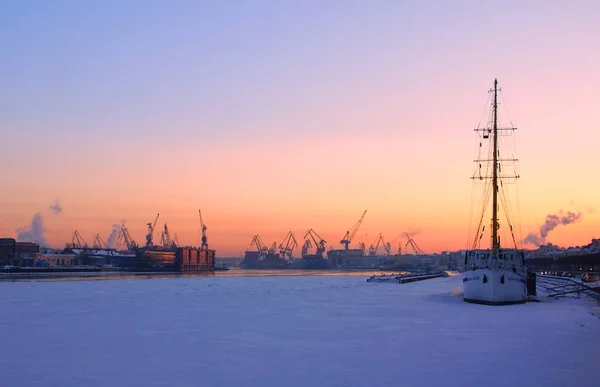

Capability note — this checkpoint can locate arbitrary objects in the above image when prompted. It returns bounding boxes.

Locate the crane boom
[72,230,88,248]
[368,233,385,256]
[250,235,268,254]
[404,233,425,255]
[340,210,367,250]
[199,209,208,250]
[145,213,160,247]
[93,233,106,249]
[278,231,298,260]
[118,224,137,251]
[161,223,172,248]
[304,229,326,258]
[301,239,312,257]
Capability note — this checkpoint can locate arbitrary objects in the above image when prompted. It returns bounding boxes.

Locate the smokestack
[523,209,583,247]
[106,224,121,249]
[15,212,48,247]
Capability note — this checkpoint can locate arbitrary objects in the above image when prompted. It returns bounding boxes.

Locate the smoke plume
[49,200,62,214]
[400,228,422,239]
[106,224,121,249]
[15,200,63,247]
[522,233,544,247]
[15,212,48,247]
[523,209,583,247]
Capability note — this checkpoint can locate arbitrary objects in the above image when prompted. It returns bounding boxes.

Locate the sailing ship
[463,79,528,305]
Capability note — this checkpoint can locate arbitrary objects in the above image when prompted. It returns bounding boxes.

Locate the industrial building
[135,246,215,272]
[1,208,216,274]
[0,238,40,267]
[35,253,77,266]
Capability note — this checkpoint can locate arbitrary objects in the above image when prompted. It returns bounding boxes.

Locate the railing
[466,260,527,273]
[537,275,600,300]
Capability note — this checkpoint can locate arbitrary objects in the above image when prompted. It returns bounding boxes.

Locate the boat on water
[463,79,528,305]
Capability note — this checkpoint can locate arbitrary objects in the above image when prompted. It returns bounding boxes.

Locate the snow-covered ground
[1,275,598,387]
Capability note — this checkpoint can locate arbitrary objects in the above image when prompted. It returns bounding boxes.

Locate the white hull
[463,268,527,305]
[464,80,527,306]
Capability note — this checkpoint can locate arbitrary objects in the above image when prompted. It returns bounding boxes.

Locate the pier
[536,273,600,300]
[367,272,446,284]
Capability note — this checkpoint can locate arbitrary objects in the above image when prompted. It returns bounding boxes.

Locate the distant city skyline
[2,1,599,255]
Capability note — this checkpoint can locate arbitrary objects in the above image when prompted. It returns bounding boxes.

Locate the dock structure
[367,272,444,284]
[536,274,600,300]
[136,246,215,272]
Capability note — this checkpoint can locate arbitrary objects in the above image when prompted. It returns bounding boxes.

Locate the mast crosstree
[471,79,519,254]
[463,79,528,306]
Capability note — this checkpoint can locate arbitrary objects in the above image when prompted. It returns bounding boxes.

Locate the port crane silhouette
[199,210,208,250]
[118,224,137,251]
[92,234,106,249]
[405,233,425,255]
[71,230,88,248]
[304,229,326,258]
[145,213,160,247]
[368,233,391,256]
[279,231,298,260]
[340,210,367,250]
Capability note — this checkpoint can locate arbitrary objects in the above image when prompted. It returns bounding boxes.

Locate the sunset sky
[2,0,599,256]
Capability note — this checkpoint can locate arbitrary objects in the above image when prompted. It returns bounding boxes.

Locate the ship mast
[470,79,519,252]
[491,78,499,255]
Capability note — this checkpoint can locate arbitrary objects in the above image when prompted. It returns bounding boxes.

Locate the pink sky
[2,1,598,255]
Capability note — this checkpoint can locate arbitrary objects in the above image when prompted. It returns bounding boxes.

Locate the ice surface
[1,275,599,387]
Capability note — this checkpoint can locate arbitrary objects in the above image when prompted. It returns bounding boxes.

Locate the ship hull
[463,81,528,305]
[463,249,527,305]
[463,268,527,305]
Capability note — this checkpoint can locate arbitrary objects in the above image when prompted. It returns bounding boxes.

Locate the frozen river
[1,274,598,386]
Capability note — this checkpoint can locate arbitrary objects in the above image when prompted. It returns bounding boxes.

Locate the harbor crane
[92,233,106,249]
[268,242,278,255]
[304,229,327,258]
[72,230,88,248]
[250,235,269,255]
[384,241,392,255]
[172,234,179,247]
[368,233,392,256]
[340,210,367,250]
[145,213,160,247]
[118,224,137,251]
[160,223,172,248]
[279,231,298,260]
[301,239,312,257]
[405,233,425,255]
[199,210,208,250]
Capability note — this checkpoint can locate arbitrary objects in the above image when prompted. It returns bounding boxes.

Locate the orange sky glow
[2,2,599,256]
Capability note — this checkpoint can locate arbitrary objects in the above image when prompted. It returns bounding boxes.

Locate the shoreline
[0,267,409,282]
